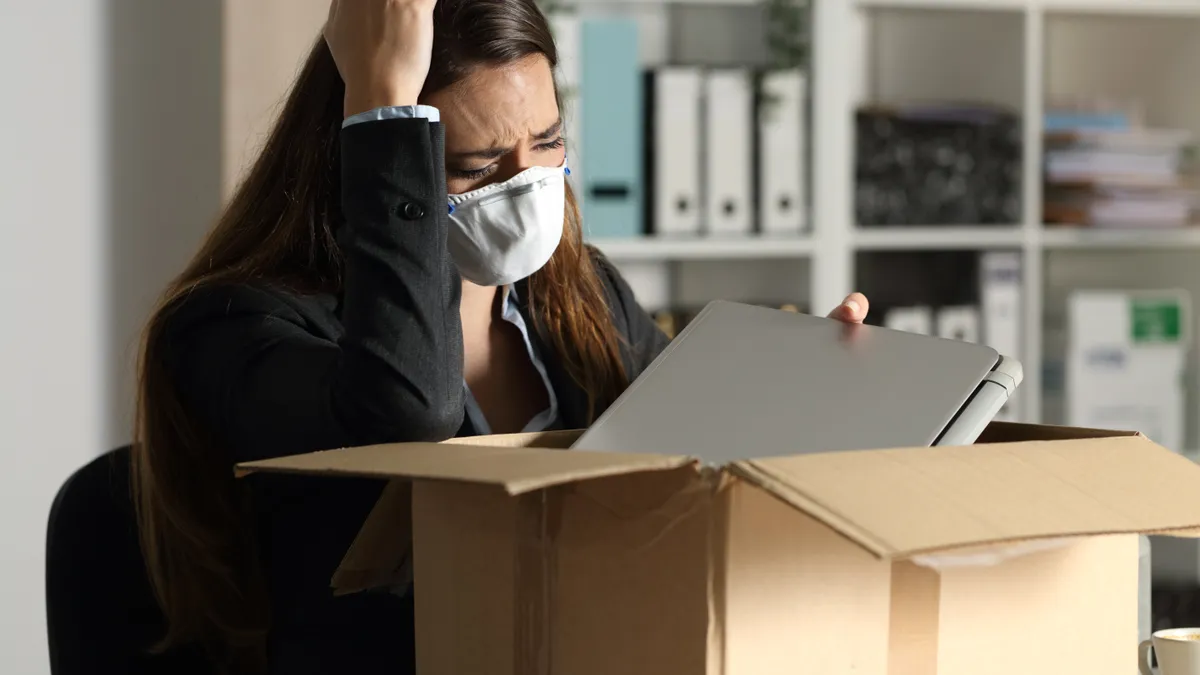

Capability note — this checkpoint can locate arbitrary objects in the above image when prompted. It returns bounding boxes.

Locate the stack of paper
[1043,104,1196,228]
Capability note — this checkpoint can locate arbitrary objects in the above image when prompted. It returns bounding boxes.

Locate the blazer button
[400,202,426,220]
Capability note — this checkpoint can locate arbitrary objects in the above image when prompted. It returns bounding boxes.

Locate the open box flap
[974,421,1140,444]
[730,432,1200,559]
[236,436,692,495]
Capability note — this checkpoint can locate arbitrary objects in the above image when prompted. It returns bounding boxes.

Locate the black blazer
[161,118,668,674]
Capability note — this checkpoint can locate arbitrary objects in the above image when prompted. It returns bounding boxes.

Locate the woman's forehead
[429,56,560,149]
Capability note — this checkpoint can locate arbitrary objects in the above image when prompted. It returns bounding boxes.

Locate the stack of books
[1043,102,1196,229]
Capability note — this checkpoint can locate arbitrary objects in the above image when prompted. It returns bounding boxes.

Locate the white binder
[936,306,981,343]
[980,252,1022,421]
[758,69,808,235]
[647,68,703,236]
[980,252,1021,360]
[883,306,934,335]
[704,69,754,236]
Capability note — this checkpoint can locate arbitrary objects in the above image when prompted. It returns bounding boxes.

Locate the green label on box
[1131,299,1183,343]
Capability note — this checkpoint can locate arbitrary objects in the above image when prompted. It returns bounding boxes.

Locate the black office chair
[45,447,212,674]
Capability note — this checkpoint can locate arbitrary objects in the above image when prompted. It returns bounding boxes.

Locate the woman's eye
[451,165,496,180]
[535,137,566,152]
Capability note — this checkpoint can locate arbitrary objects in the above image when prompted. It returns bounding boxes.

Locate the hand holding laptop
[572,298,1021,457]
[827,292,870,324]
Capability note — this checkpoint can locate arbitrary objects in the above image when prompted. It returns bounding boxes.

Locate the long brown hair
[132,1,627,670]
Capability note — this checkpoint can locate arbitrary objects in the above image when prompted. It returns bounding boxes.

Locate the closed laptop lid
[573,301,1002,463]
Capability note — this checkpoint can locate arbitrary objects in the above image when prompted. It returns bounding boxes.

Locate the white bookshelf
[851,227,1026,251]
[592,0,1200,435]
[855,0,1025,9]
[595,236,814,260]
[858,0,1200,14]
[220,0,1200,437]
[1040,228,1200,250]
[825,0,1200,432]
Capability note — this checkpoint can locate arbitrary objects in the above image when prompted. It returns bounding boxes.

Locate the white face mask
[446,163,566,287]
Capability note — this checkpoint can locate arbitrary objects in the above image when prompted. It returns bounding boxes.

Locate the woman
[132,0,870,672]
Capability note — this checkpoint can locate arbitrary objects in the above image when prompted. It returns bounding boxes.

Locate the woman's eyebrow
[531,117,563,141]
[451,118,564,160]
[452,145,511,160]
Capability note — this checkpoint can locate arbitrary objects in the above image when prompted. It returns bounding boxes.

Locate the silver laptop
[571,300,1022,462]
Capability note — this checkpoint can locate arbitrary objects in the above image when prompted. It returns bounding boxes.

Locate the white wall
[0,3,108,672]
[105,0,222,442]
[0,2,220,672]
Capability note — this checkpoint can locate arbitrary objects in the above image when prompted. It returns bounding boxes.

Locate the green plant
[757,0,810,122]
[764,0,810,72]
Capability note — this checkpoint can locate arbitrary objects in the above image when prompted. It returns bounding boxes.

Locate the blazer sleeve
[590,248,671,378]
[162,118,464,462]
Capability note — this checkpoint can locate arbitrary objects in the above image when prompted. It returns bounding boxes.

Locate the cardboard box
[237,423,1200,675]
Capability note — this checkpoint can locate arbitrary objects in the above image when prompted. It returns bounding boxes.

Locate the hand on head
[324,0,437,117]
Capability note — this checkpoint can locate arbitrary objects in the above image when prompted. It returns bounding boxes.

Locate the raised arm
[163,118,463,461]
[162,0,462,461]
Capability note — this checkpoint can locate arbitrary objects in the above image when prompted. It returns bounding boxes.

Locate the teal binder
[580,18,642,239]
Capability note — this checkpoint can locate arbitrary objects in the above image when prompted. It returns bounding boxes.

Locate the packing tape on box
[514,488,562,675]
[511,474,718,674]
[888,562,940,675]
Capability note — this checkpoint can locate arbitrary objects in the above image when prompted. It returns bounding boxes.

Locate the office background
[7,0,1200,672]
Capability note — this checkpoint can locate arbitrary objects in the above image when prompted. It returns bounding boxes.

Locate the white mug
[1141,628,1200,675]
